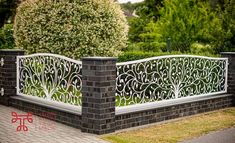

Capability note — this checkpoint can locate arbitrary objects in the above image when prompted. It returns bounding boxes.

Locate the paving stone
[0,105,109,143]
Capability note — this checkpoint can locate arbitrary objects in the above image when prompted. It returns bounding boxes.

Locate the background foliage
[123,0,235,59]
[0,0,19,27]
[0,24,14,49]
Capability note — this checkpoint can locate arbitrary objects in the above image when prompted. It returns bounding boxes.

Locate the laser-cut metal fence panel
[16,53,82,106]
[116,55,228,107]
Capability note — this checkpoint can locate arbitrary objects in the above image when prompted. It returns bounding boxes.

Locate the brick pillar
[221,52,235,95]
[0,49,25,106]
[81,57,116,135]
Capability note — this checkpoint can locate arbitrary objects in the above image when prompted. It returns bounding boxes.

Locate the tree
[137,0,224,52]
[214,0,235,52]
[127,0,164,43]
[137,0,164,21]
[14,0,128,59]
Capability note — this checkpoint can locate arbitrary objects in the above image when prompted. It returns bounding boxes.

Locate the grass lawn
[102,107,235,143]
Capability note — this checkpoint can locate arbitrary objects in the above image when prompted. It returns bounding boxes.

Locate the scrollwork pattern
[17,54,82,106]
[116,56,227,106]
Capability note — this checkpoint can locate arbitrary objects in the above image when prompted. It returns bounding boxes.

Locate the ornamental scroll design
[116,56,227,107]
[17,54,82,106]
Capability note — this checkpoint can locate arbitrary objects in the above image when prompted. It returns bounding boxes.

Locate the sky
[118,0,144,4]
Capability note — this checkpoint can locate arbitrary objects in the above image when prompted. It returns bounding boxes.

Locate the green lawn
[102,107,235,143]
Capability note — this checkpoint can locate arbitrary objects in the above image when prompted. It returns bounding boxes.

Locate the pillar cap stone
[0,49,25,54]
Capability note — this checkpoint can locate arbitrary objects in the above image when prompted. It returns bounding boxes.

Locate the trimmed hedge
[118,51,219,62]
[118,51,181,62]
[14,0,128,59]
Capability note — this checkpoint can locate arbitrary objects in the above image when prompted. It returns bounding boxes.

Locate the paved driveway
[0,105,109,143]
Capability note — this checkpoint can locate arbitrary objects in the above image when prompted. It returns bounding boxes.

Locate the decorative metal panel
[116,55,228,107]
[17,53,82,106]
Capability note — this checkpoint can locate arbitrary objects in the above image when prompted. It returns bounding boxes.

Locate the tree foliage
[214,0,235,52]
[128,0,235,53]
[136,0,164,21]
[125,0,164,43]
[0,24,14,49]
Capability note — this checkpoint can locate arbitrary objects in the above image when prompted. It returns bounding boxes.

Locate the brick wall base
[115,94,234,130]
[9,94,234,132]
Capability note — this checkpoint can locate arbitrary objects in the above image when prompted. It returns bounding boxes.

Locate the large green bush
[14,0,128,59]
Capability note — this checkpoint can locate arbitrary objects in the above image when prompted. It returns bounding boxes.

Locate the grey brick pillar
[0,49,25,106]
[221,52,235,95]
[81,57,116,135]
[221,52,235,106]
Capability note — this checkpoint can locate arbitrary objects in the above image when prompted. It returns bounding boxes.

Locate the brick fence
[0,49,234,135]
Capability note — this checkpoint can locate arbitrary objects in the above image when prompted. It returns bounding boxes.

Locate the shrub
[14,0,128,59]
[118,50,219,62]
[118,51,182,62]
[138,42,166,52]
[125,42,166,52]
[190,42,214,55]
[0,24,15,49]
